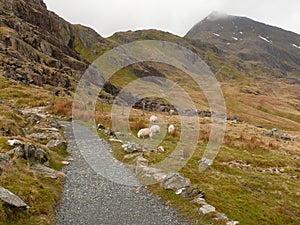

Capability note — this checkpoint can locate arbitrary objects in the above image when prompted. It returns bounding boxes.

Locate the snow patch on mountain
[258,35,272,44]
[291,43,300,49]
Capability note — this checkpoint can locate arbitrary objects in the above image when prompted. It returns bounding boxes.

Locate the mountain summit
[186,12,300,77]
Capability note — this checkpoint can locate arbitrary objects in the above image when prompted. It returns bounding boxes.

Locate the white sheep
[168,124,175,136]
[149,115,158,123]
[150,125,160,134]
[137,128,153,139]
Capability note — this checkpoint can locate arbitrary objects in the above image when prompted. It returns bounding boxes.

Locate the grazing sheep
[137,128,153,139]
[168,124,175,134]
[150,125,160,134]
[168,124,176,136]
[150,115,158,123]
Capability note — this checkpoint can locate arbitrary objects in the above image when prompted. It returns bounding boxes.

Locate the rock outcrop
[0,186,29,209]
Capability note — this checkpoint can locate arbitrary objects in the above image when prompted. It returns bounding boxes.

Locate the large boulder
[8,143,49,164]
[161,172,191,191]
[0,186,29,209]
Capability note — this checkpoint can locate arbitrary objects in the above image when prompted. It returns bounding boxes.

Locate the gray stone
[46,139,67,150]
[31,164,63,179]
[135,156,149,168]
[123,153,142,160]
[190,197,206,205]
[226,221,240,225]
[9,143,49,164]
[214,212,228,221]
[122,142,143,153]
[28,133,47,140]
[161,172,191,191]
[180,186,205,198]
[7,139,23,146]
[0,186,29,209]
[199,204,216,215]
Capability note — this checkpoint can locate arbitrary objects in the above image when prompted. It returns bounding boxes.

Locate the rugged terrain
[0,0,299,224]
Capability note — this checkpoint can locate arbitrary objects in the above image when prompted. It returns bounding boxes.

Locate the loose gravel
[56,121,188,225]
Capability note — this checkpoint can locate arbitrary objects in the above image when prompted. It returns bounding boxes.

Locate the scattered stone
[0,186,29,209]
[226,221,240,225]
[214,212,228,221]
[97,123,106,130]
[265,128,295,141]
[152,172,166,183]
[61,161,70,165]
[7,139,23,146]
[31,164,64,179]
[157,146,165,152]
[228,160,254,171]
[46,139,67,150]
[109,138,123,143]
[135,156,149,168]
[199,204,216,215]
[161,172,191,191]
[123,152,142,160]
[180,186,205,198]
[122,142,143,153]
[28,133,47,140]
[103,129,115,137]
[190,197,207,206]
[8,143,49,164]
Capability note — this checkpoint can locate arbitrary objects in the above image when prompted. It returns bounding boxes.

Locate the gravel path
[56,121,188,225]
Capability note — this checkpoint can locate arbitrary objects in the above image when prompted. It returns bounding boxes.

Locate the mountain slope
[186,11,300,79]
[0,0,117,91]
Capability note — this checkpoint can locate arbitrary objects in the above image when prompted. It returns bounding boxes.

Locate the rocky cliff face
[0,0,116,90]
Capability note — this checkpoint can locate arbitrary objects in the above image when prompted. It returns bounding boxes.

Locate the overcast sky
[43,0,300,37]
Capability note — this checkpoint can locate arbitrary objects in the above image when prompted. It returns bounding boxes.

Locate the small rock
[7,139,23,146]
[157,146,165,152]
[123,153,142,160]
[31,164,63,179]
[226,221,240,225]
[46,139,67,150]
[135,156,149,167]
[214,212,228,221]
[190,197,206,205]
[122,142,142,153]
[199,204,216,215]
[61,161,70,165]
[180,186,205,198]
[0,186,29,209]
[28,133,47,140]
[109,138,123,143]
[161,172,191,191]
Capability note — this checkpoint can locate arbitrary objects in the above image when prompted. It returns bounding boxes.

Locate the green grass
[98,113,300,225]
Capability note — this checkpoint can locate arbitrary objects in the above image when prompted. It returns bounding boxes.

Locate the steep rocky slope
[0,0,116,91]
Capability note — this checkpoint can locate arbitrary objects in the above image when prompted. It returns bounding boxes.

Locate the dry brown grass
[131,119,147,131]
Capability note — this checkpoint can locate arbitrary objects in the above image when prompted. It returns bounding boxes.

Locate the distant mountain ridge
[185,11,300,79]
